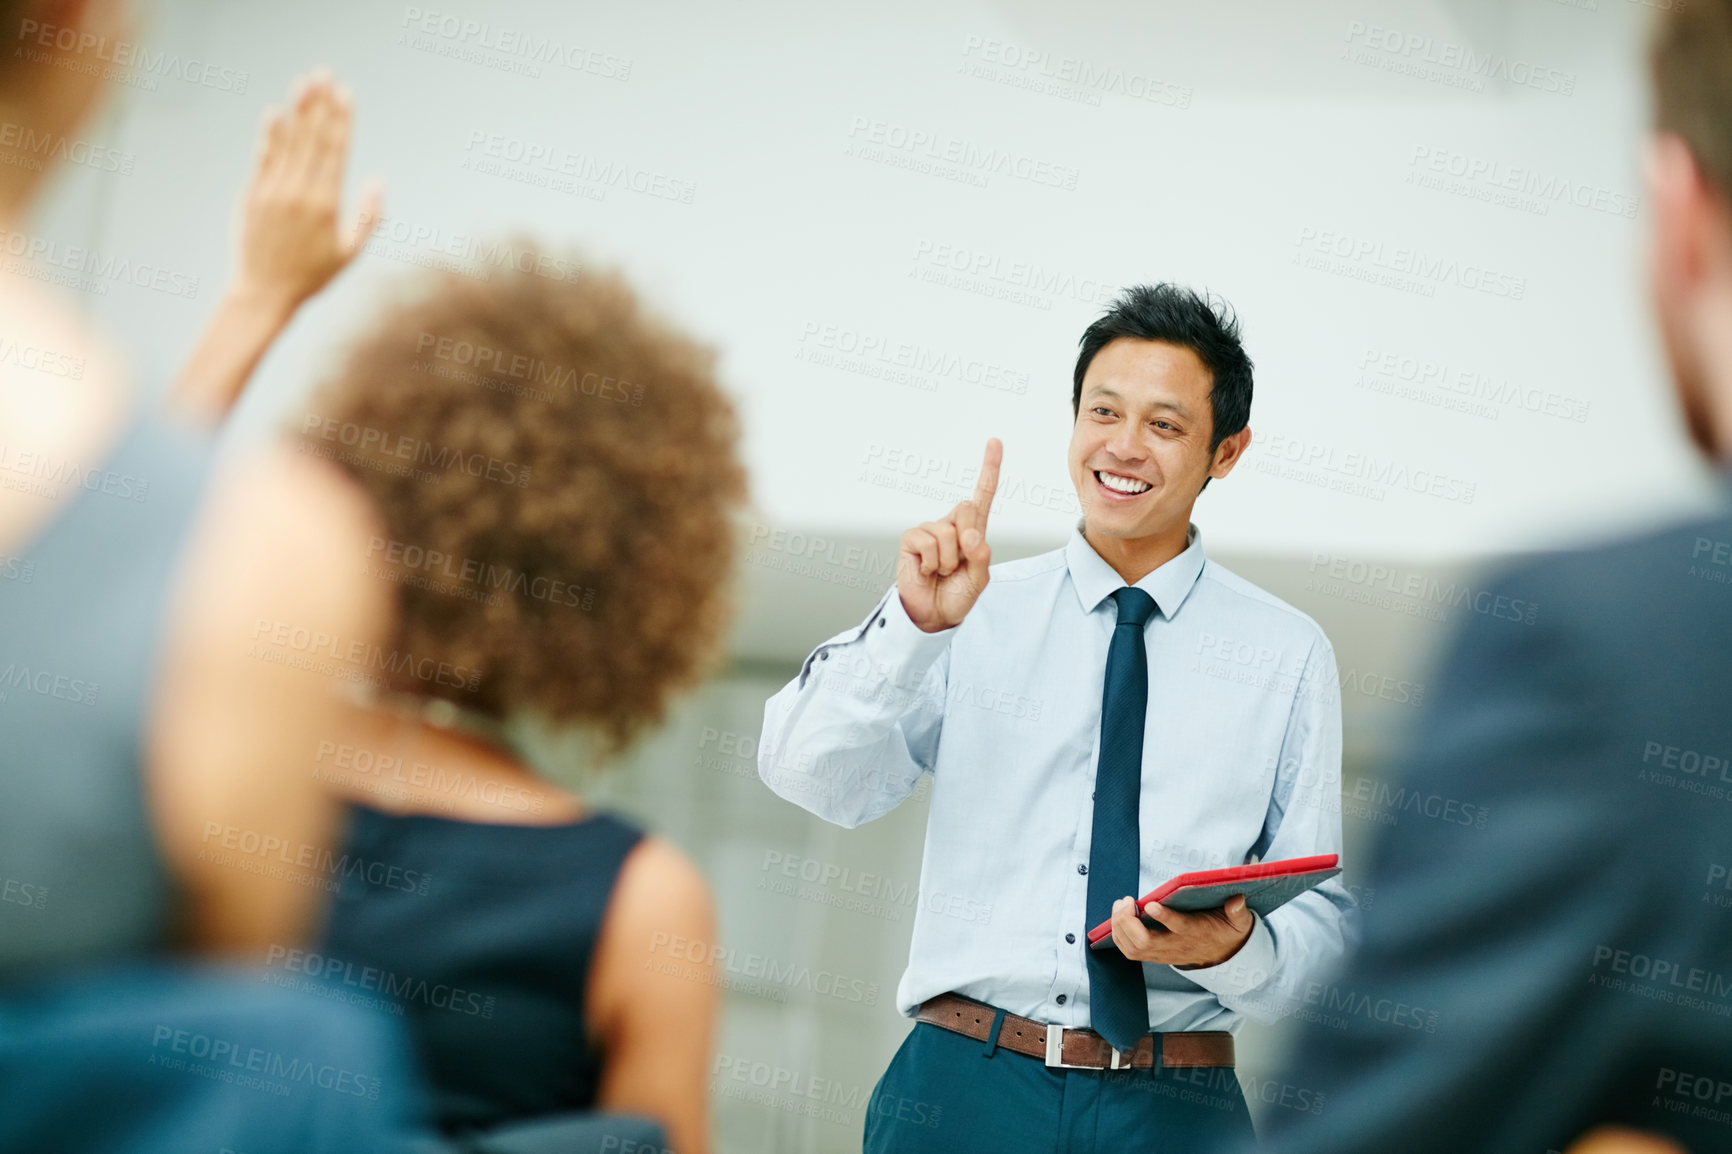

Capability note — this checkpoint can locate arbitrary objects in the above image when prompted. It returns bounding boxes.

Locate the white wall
[34,0,1719,566]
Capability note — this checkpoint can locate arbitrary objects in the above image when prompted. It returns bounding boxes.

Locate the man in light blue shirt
[758,285,1354,1153]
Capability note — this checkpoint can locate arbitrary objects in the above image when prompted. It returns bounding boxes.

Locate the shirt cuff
[1171,911,1275,1000]
[869,584,957,662]
[799,585,956,688]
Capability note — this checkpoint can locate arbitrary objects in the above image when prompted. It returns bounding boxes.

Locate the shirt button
[1077,864,1088,875]
[1056,994,1067,1005]
[819,650,829,660]
[1065,933,1076,944]
[878,619,886,628]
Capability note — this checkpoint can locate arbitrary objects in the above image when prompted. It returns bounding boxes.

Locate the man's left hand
[1107,894,1254,968]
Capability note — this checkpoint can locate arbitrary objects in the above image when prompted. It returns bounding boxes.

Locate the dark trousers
[0,963,427,1154]
[0,963,672,1154]
[863,1021,1257,1154]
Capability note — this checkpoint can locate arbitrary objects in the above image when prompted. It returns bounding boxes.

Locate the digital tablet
[1085,854,1341,950]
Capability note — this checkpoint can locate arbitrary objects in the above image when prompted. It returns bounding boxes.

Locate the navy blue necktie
[1085,586,1157,1052]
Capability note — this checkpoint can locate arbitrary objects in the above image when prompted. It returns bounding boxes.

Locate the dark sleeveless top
[314,803,647,1136]
[0,405,214,976]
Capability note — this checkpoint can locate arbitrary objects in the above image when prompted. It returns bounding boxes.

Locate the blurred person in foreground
[1259,5,1732,1152]
[0,0,431,1149]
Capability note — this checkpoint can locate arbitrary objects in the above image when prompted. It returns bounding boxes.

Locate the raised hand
[234,68,382,317]
[170,69,382,425]
[897,438,1002,633]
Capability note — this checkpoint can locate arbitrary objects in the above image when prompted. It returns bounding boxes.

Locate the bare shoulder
[587,834,718,1037]
[600,835,718,966]
[192,437,387,607]
[613,835,715,916]
[164,436,395,671]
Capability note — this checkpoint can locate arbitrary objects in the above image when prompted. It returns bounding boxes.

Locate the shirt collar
[1064,518,1207,621]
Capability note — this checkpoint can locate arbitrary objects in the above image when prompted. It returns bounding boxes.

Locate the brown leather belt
[916,993,1234,1070]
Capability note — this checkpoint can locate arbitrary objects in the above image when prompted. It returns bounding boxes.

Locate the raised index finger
[970,437,1002,536]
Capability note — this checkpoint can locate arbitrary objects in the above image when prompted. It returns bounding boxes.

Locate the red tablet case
[1085,853,1340,950]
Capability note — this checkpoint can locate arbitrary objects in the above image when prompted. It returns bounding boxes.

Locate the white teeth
[1097,471,1151,495]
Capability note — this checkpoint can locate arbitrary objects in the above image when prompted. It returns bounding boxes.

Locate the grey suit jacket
[1263,488,1732,1153]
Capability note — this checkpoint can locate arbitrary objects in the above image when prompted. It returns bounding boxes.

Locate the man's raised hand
[897,438,1002,633]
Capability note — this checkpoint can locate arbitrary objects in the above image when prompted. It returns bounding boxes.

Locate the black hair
[1071,283,1253,454]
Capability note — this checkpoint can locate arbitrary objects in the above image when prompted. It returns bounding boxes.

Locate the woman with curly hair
[280,253,747,1154]
[161,67,749,1153]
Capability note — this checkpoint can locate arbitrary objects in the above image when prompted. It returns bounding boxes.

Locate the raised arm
[757,439,1001,827]
[168,69,382,426]
[148,442,395,954]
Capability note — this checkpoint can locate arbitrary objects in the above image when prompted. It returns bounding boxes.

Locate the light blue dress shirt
[758,520,1355,1033]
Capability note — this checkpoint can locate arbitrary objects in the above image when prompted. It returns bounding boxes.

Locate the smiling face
[1067,338,1250,552]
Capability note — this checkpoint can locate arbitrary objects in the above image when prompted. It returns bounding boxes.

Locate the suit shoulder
[1478,506,1732,629]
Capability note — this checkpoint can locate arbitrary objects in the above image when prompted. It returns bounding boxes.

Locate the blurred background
[26,0,1721,1147]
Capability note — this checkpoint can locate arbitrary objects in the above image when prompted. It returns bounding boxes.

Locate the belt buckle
[1043,1025,1081,1068]
[1043,1026,1132,1070]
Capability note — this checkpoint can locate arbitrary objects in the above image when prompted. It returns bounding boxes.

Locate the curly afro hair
[292,246,748,758]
